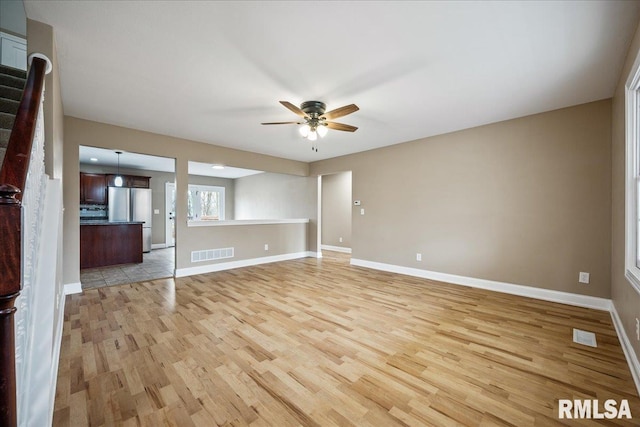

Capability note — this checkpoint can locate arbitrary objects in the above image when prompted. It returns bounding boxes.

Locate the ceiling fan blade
[280,101,308,118]
[322,104,359,120]
[326,122,358,132]
[261,121,302,125]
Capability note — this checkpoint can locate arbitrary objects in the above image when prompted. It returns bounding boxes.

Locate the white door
[165,182,175,247]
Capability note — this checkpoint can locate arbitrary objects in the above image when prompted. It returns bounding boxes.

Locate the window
[187,185,225,221]
[624,50,640,293]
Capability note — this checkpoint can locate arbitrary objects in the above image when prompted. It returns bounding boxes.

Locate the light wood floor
[53,252,640,426]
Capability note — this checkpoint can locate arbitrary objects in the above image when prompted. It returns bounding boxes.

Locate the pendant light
[114,151,123,187]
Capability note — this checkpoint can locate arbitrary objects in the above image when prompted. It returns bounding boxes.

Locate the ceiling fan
[262,101,359,152]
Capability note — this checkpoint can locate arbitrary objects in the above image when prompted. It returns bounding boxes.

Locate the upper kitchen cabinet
[128,175,151,188]
[105,174,150,188]
[80,173,107,205]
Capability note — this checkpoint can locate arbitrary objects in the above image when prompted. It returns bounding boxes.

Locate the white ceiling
[25,1,640,162]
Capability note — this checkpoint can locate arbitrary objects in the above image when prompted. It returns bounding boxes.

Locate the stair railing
[0,54,51,427]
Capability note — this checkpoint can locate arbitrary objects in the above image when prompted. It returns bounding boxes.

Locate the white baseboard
[152,243,168,250]
[321,245,352,254]
[610,305,640,397]
[63,282,82,295]
[49,289,66,426]
[176,251,314,277]
[350,258,612,311]
[307,251,322,259]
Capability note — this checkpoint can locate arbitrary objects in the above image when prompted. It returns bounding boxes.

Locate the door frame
[165,181,176,247]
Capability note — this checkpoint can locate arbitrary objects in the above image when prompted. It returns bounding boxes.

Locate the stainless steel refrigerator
[108,187,152,252]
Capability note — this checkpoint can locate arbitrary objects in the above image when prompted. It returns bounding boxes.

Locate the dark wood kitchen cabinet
[80,173,107,204]
[80,223,143,268]
[105,174,150,188]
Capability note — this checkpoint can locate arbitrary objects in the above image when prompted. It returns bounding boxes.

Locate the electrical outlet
[264,244,269,251]
[578,272,590,284]
[339,237,343,243]
[416,253,422,261]
[636,318,639,341]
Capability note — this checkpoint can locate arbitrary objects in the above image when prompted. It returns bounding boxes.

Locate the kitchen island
[80,221,144,269]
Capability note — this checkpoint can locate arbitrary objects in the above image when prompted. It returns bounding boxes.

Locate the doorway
[78,146,177,289]
[320,171,352,260]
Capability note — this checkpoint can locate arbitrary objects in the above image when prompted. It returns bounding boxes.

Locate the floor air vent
[572,328,597,347]
[191,247,234,263]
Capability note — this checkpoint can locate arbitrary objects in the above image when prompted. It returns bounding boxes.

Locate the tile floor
[80,247,175,289]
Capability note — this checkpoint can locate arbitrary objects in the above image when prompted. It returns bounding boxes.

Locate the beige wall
[321,171,352,248]
[311,100,612,298]
[178,223,307,274]
[234,172,318,252]
[27,19,63,180]
[612,21,640,360]
[64,116,308,285]
[234,172,316,219]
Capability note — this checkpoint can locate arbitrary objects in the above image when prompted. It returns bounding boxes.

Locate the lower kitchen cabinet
[80,223,143,269]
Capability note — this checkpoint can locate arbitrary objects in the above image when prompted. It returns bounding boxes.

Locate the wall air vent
[191,247,234,263]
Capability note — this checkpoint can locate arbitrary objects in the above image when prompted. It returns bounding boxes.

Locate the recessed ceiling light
[212,165,225,170]
[90,157,98,162]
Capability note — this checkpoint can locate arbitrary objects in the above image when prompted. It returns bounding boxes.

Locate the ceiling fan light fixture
[262,100,359,152]
[317,124,328,138]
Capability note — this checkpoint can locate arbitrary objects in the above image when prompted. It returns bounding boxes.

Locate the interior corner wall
[321,171,352,248]
[612,19,640,361]
[311,99,612,298]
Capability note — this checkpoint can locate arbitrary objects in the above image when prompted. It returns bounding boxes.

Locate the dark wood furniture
[80,173,107,204]
[80,223,143,269]
[79,172,150,206]
[105,174,150,188]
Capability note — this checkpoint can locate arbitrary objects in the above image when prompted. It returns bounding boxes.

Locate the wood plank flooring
[53,252,640,426]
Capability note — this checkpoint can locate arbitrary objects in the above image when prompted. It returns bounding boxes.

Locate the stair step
[0,73,25,90]
[0,99,19,115]
[0,85,22,102]
[0,65,27,80]
[0,112,15,129]
[0,129,9,148]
